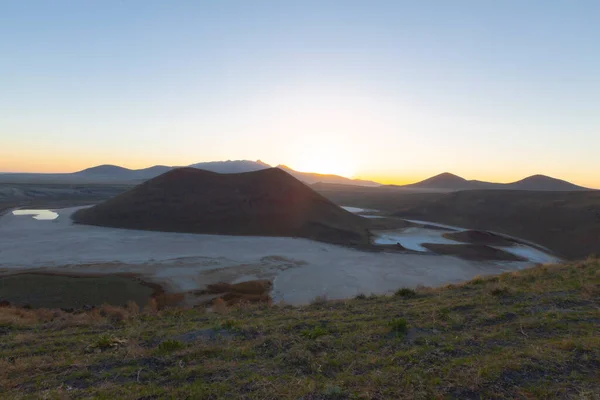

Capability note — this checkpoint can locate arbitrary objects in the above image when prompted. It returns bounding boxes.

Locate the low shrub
[395,288,417,298]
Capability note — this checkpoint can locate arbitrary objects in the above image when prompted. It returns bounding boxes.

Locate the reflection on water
[341,206,374,214]
[12,209,59,220]
[403,219,461,231]
[497,245,559,264]
[341,205,559,264]
[374,227,457,251]
[374,226,559,263]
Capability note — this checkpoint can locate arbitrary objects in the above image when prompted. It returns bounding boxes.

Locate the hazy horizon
[2,1,599,187]
[1,159,597,189]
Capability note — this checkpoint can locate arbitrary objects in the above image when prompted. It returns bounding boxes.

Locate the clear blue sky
[1,1,599,187]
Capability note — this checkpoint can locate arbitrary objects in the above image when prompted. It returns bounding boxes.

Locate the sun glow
[290,147,357,178]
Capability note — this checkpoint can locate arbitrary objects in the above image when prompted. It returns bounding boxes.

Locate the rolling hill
[73,164,173,181]
[505,174,588,191]
[72,167,371,245]
[392,172,590,192]
[392,189,600,259]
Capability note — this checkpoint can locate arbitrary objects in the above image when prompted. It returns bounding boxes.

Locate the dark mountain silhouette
[391,172,590,192]
[399,172,480,190]
[72,167,371,245]
[73,164,173,181]
[504,175,587,191]
[74,164,132,176]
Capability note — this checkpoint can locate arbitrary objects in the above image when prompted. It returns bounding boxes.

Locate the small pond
[12,209,59,220]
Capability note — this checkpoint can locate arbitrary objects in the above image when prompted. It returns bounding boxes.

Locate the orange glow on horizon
[1,154,599,189]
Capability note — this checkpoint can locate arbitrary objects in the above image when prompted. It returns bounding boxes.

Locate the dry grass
[212,297,229,314]
[199,279,274,306]
[0,260,598,399]
[153,292,185,309]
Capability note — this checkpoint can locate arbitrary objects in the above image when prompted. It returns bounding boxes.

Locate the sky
[1,1,599,187]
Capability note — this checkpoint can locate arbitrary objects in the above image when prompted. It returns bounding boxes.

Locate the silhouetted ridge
[393,172,590,191]
[505,174,587,191]
[75,164,133,175]
[72,168,370,244]
[403,172,474,189]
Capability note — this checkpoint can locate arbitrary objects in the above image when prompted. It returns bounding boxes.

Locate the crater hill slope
[0,260,598,398]
[393,189,600,260]
[72,167,370,245]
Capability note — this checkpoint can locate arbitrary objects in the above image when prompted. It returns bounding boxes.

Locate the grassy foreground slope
[1,261,599,399]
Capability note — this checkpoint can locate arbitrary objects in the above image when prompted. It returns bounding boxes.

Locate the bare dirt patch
[195,279,273,305]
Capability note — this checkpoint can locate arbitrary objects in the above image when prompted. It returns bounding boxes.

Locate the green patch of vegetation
[219,319,239,331]
[388,317,409,335]
[94,335,116,350]
[323,384,344,398]
[436,307,452,321]
[157,339,185,353]
[300,326,329,340]
[87,334,128,352]
[0,260,598,398]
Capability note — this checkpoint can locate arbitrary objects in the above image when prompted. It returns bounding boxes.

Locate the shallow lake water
[341,206,376,214]
[341,207,560,263]
[12,209,59,220]
[374,227,458,251]
[0,206,525,305]
[497,245,559,264]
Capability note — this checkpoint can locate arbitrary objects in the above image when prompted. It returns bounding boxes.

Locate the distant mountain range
[390,172,590,191]
[0,160,380,187]
[0,163,592,191]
